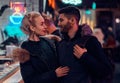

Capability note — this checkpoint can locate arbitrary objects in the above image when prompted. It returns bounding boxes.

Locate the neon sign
[62,0,82,5]
[10,12,23,24]
[10,2,26,13]
[10,2,25,24]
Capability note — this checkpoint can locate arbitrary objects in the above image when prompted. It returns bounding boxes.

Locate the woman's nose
[44,24,47,29]
[57,21,60,26]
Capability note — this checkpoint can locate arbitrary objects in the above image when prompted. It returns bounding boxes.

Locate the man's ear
[69,17,75,24]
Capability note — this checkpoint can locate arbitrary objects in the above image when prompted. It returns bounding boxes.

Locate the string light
[48,0,56,9]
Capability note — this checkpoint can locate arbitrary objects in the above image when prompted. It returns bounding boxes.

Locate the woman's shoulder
[20,40,30,48]
[40,37,55,44]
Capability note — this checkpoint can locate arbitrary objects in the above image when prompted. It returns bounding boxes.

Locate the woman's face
[32,15,47,36]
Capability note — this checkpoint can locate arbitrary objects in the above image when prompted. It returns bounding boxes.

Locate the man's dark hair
[58,6,80,23]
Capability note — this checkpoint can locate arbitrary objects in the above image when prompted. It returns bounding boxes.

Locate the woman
[13,11,69,83]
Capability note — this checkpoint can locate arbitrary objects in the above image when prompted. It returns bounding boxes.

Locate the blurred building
[0,0,39,44]
[0,0,120,43]
[49,0,120,42]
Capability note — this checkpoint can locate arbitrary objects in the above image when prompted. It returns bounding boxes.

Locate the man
[57,6,113,83]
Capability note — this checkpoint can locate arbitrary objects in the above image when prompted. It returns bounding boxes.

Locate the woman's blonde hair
[20,11,41,35]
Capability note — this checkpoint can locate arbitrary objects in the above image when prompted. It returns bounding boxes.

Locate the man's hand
[43,35,62,41]
[12,48,30,63]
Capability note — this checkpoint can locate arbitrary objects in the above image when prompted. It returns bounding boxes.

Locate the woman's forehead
[34,15,44,22]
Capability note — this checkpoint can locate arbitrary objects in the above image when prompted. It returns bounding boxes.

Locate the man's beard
[60,22,72,33]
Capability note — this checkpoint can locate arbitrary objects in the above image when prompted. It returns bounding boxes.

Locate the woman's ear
[29,26,35,32]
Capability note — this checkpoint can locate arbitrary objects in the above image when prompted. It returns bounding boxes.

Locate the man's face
[58,14,72,33]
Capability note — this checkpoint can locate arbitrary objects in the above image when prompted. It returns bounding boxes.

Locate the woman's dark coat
[20,38,59,83]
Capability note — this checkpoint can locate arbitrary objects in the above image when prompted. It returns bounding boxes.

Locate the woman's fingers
[73,44,87,59]
[55,66,69,77]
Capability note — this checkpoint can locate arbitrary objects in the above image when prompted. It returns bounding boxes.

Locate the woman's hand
[55,66,69,77]
[73,44,87,59]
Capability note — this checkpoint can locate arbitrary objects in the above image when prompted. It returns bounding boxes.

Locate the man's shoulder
[81,35,96,42]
